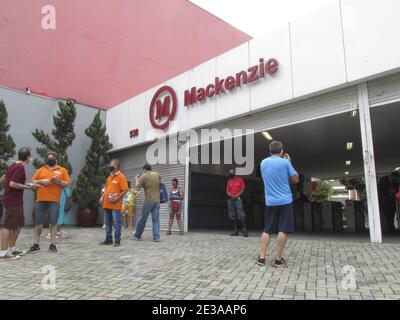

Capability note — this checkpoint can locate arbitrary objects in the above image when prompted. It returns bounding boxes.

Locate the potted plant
[72,111,112,227]
[312,180,334,203]
[339,177,366,200]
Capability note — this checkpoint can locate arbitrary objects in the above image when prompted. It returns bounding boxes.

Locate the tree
[72,111,113,209]
[0,100,16,180]
[339,177,366,192]
[312,180,334,202]
[32,99,76,173]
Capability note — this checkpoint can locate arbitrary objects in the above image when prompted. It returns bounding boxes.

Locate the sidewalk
[0,227,399,300]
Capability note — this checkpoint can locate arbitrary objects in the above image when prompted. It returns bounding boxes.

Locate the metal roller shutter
[112,144,186,232]
[368,72,400,107]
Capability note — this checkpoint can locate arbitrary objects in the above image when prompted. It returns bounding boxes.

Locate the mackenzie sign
[148,57,279,129]
[184,58,279,106]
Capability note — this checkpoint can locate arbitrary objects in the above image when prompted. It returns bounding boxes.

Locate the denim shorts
[35,202,60,225]
[264,203,295,234]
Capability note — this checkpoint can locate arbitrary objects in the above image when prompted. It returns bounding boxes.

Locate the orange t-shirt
[103,171,128,211]
[32,165,70,203]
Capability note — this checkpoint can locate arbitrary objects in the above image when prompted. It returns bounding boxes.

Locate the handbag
[63,188,73,212]
[171,201,181,213]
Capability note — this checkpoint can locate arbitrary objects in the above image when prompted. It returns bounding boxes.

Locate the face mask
[47,159,57,167]
[229,173,235,178]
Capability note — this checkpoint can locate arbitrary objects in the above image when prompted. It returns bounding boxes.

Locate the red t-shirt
[3,162,26,208]
[227,177,246,198]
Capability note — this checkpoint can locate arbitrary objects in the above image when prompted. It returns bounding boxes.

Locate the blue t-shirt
[260,156,298,206]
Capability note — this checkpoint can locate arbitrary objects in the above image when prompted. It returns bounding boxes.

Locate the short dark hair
[269,141,283,155]
[46,151,58,159]
[127,181,131,188]
[18,147,31,161]
[142,163,152,171]
[172,178,178,184]
[111,159,120,169]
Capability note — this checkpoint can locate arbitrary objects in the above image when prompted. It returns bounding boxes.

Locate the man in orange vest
[28,151,70,253]
[99,159,128,247]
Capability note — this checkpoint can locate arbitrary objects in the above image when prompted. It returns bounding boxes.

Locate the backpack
[160,183,169,204]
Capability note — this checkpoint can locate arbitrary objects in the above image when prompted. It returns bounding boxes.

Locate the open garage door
[188,87,374,237]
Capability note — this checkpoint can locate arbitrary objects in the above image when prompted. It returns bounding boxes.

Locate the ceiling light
[345,171,350,175]
[348,110,358,117]
[262,131,273,141]
[395,167,400,171]
[329,179,335,182]
[346,142,353,150]
[346,160,351,166]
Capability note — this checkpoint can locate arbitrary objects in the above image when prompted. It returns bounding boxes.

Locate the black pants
[382,205,396,233]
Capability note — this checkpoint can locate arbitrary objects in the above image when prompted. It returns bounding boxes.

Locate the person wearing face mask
[0,148,39,260]
[99,159,128,247]
[226,168,248,237]
[28,151,70,253]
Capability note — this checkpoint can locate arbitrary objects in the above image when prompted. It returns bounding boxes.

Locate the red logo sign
[129,128,139,138]
[149,86,177,129]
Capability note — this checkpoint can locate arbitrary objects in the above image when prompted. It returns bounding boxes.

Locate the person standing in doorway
[226,168,248,237]
[378,172,400,233]
[257,141,299,268]
[28,151,70,253]
[133,164,161,242]
[99,159,128,247]
[0,148,38,260]
[167,178,184,235]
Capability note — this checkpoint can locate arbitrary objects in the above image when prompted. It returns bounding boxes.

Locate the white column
[183,136,190,232]
[357,83,382,243]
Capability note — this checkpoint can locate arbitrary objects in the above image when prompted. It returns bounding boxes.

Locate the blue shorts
[263,203,295,234]
[35,202,60,226]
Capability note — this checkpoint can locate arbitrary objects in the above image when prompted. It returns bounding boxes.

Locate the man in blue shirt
[257,141,299,268]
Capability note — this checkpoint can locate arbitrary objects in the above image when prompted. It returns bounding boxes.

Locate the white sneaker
[46,233,51,239]
[57,232,66,239]
[102,224,106,229]
[0,252,20,260]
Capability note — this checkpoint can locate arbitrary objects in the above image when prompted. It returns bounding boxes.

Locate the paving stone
[0,228,399,300]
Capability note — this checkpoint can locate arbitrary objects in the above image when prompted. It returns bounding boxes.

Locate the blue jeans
[134,203,160,240]
[104,209,122,243]
[227,198,246,223]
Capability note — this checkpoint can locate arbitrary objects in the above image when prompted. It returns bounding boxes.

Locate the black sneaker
[242,229,248,237]
[27,244,40,254]
[114,242,121,247]
[272,258,288,268]
[179,231,184,236]
[256,255,266,266]
[49,244,58,253]
[99,240,113,245]
[230,230,239,236]
[166,231,172,235]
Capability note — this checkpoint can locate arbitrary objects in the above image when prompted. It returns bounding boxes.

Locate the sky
[190,0,335,37]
